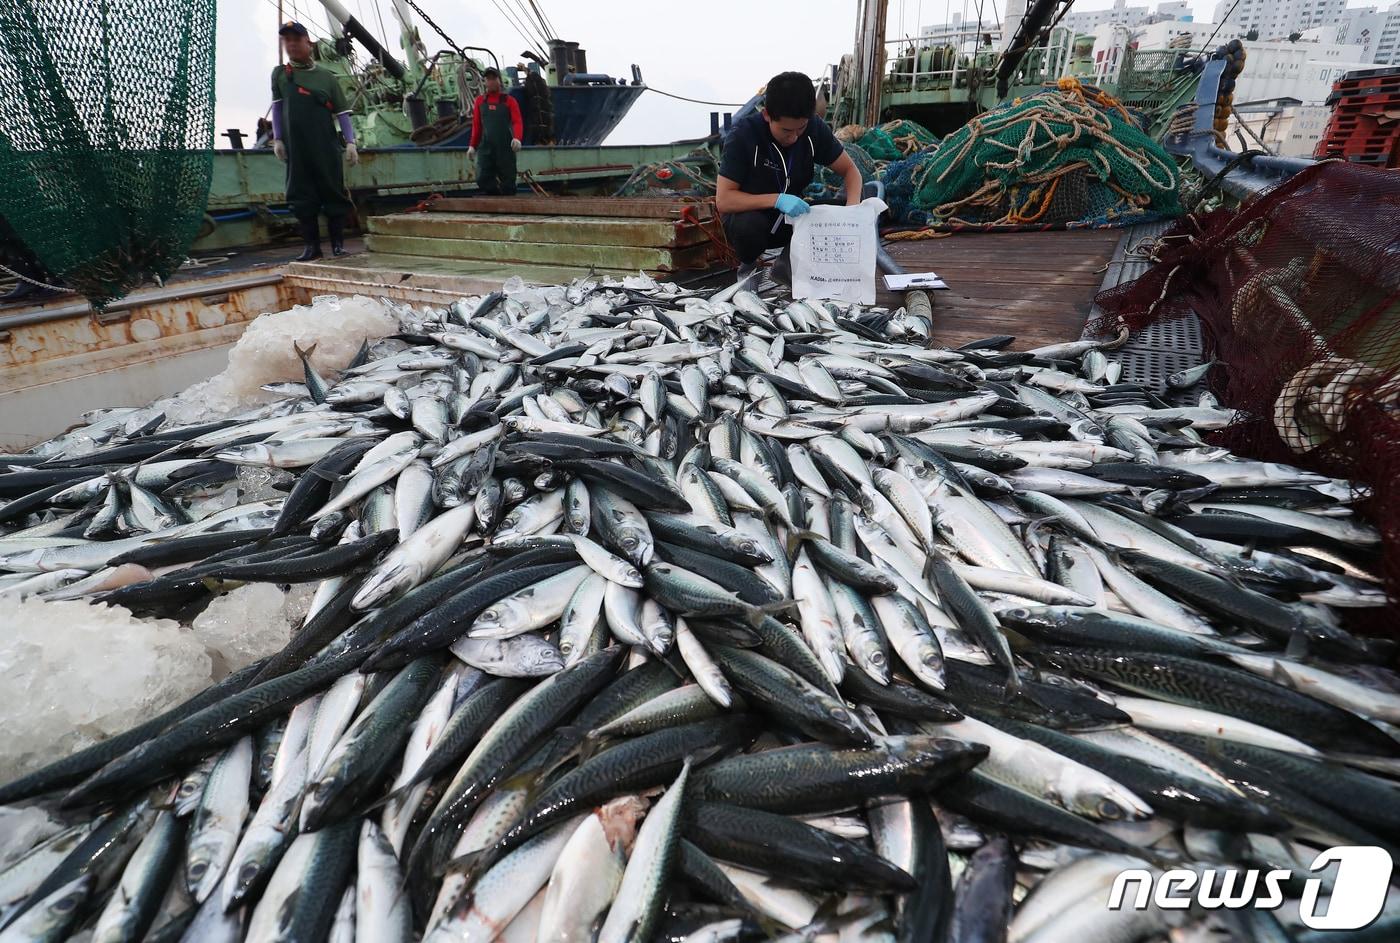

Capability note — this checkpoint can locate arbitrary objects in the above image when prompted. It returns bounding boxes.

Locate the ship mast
[852,0,888,126]
[312,0,407,80]
[388,0,427,83]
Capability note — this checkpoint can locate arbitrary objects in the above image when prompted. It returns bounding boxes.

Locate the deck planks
[876,229,1125,350]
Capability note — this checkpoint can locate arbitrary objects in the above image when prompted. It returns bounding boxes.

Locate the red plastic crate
[1332,94,1400,110]
[1335,92,1400,107]
[1344,153,1396,167]
[1342,142,1397,158]
[1318,125,1398,146]
[1337,74,1400,91]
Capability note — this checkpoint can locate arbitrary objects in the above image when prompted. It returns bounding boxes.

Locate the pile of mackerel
[0,274,1397,943]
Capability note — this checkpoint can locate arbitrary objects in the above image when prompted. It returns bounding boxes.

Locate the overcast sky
[214,0,1242,146]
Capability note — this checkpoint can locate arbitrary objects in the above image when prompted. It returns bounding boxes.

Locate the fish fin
[920,551,939,585]
[293,340,318,362]
[440,846,495,883]
[749,600,797,625]
[199,576,231,594]
[551,724,590,751]
[805,894,850,933]
[1268,661,1299,690]
[784,528,824,557]
[345,337,370,370]
[1283,629,1310,660]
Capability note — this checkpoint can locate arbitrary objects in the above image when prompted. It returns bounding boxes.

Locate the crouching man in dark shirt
[716,71,863,283]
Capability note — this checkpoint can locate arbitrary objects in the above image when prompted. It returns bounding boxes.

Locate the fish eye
[240,864,258,882]
[1097,799,1125,821]
[189,861,207,880]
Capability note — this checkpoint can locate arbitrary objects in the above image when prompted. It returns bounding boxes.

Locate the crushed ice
[149,294,396,425]
[0,295,396,781]
[192,583,297,680]
[0,806,61,868]
[0,597,212,781]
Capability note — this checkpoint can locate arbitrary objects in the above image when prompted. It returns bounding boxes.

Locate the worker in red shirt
[468,67,524,196]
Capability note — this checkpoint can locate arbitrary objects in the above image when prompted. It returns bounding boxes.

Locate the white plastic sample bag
[787,197,887,304]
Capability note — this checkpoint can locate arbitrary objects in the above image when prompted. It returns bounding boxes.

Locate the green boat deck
[196,141,706,253]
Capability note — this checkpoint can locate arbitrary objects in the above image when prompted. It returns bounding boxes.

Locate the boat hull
[433,83,646,147]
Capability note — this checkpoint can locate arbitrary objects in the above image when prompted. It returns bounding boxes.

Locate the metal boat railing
[1165,57,1315,201]
[882,27,1077,94]
[881,28,1002,92]
[880,28,1193,112]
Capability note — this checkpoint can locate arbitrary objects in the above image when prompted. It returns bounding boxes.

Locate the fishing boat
[0,3,1398,940]
[830,0,1208,138]
[195,0,688,252]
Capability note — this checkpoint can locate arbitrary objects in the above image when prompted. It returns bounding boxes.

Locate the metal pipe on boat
[0,273,285,332]
[997,0,1058,97]
[549,39,570,82]
[388,0,426,78]
[563,74,622,86]
[313,0,406,80]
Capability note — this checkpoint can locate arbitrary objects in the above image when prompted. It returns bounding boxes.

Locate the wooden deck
[876,229,1125,349]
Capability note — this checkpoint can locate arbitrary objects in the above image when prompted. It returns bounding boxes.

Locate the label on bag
[788,197,887,305]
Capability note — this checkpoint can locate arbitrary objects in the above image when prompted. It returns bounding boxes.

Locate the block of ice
[282,582,318,627]
[0,597,212,782]
[0,806,61,868]
[149,294,398,425]
[235,466,294,504]
[192,583,295,679]
[220,294,396,398]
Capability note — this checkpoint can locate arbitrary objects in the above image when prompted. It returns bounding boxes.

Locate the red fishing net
[1089,162,1400,602]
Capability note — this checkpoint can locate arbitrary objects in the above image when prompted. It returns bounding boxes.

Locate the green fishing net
[906,82,1182,228]
[0,0,217,307]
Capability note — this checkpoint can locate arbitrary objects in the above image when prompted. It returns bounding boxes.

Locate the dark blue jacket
[718,112,844,198]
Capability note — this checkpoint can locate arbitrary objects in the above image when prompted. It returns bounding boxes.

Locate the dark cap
[278,21,309,38]
[482,66,501,78]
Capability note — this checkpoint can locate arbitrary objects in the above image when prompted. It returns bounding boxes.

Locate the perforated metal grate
[1113,312,1207,403]
[1132,314,1202,352]
[1114,346,1203,392]
[1085,220,1207,403]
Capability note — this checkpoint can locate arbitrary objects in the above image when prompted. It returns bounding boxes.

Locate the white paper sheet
[882,272,949,290]
[788,198,888,304]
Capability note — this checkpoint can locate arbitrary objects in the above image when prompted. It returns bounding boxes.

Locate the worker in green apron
[270,21,359,261]
[468,67,523,196]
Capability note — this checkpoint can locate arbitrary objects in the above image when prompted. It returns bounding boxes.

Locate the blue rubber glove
[774,193,810,216]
